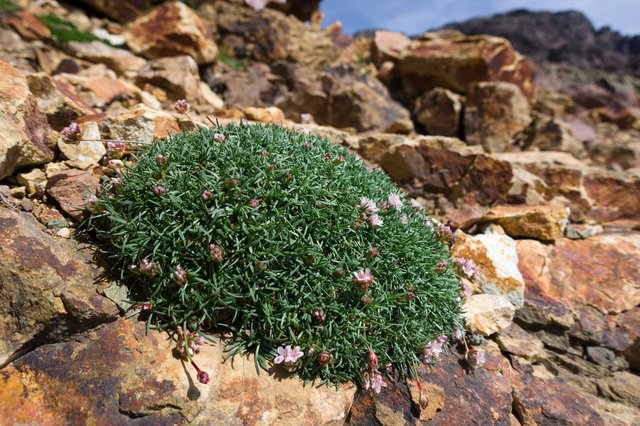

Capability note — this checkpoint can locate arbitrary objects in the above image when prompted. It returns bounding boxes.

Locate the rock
[464,81,531,152]
[67,41,147,76]
[598,372,640,407]
[496,323,546,361]
[9,186,26,199]
[75,0,155,23]
[57,121,106,166]
[125,2,218,64]
[565,223,603,239]
[7,10,51,41]
[109,103,187,144]
[519,116,585,158]
[45,169,101,221]
[212,1,337,68]
[398,31,534,100]
[453,232,525,308]
[82,76,139,106]
[205,62,277,109]
[482,204,570,241]
[275,65,411,133]
[0,319,355,424]
[413,87,462,137]
[365,135,512,206]
[0,61,52,180]
[463,293,516,335]
[137,56,199,101]
[26,72,95,130]
[242,106,285,123]
[0,207,117,366]
[16,168,46,198]
[370,30,411,65]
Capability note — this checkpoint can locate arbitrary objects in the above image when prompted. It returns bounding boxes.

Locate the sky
[321,0,640,36]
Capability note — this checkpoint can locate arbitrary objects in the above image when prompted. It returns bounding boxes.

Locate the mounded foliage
[83,123,464,384]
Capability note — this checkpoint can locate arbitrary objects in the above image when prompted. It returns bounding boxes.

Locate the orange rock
[483,204,570,240]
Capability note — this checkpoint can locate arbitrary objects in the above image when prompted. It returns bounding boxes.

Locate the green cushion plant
[80,114,467,390]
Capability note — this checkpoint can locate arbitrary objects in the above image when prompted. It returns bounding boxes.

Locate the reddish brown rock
[125,2,218,64]
[483,204,570,240]
[0,61,52,180]
[398,31,534,100]
[46,169,101,221]
[464,81,531,152]
[84,76,139,104]
[67,41,147,76]
[370,30,411,65]
[0,319,355,424]
[0,207,117,366]
[413,87,462,137]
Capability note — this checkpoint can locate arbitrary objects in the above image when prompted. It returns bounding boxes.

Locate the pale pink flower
[249,198,261,208]
[201,190,214,201]
[368,349,378,370]
[436,259,447,273]
[364,370,387,394]
[106,141,126,159]
[453,327,465,341]
[241,118,249,126]
[273,345,304,370]
[437,223,453,241]
[61,122,82,143]
[312,308,326,322]
[108,159,125,173]
[410,199,422,210]
[111,177,122,187]
[261,150,268,158]
[209,243,223,263]
[303,141,312,150]
[353,269,374,291]
[454,257,478,278]
[84,194,100,212]
[422,335,447,361]
[387,193,402,210]
[213,133,226,142]
[367,214,383,227]
[468,349,486,369]
[139,259,158,276]
[400,213,409,224]
[357,197,378,213]
[174,99,191,114]
[174,264,187,285]
[461,281,472,298]
[153,185,167,195]
[176,331,205,358]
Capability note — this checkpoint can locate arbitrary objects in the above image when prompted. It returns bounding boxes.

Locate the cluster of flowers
[355,192,406,228]
[273,345,304,372]
[363,350,387,394]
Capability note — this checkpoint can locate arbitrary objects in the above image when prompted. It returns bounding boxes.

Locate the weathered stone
[16,168,46,198]
[413,87,462,137]
[126,2,218,64]
[565,223,603,239]
[67,41,147,76]
[519,116,585,158]
[598,372,640,407]
[453,232,525,308]
[0,319,355,424]
[0,207,117,366]
[76,0,155,23]
[205,62,277,109]
[109,103,186,144]
[464,81,531,152]
[496,323,546,361]
[136,55,213,104]
[242,106,285,123]
[370,30,411,65]
[46,169,100,221]
[83,76,140,105]
[57,121,105,166]
[463,294,516,335]
[482,204,570,240]
[275,65,411,132]
[26,72,96,131]
[398,31,534,100]
[0,61,52,180]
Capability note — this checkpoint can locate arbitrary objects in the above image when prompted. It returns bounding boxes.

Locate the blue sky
[321,0,640,35]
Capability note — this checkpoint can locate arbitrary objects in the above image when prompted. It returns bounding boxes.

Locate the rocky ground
[0,0,639,424]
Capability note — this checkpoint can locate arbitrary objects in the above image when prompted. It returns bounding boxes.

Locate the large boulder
[125,2,218,64]
[0,207,117,366]
[0,61,52,180]
[398,31,534,100]
[370,30,411,65]
[0,318,355,424]
[464,81,531,152]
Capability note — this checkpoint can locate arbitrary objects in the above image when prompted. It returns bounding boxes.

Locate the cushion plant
[81,119,466,389]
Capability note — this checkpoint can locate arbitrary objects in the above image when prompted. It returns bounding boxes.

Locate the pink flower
[387,193,402,210]
[106,141,126,159]
[364,370,387,394]
[417,380,429,408]
[368,246,379,258]
[422,335,448,361]
[436,259,447,273]
[139,259,158,276]
[368,349,378,370]
[249,198,261,208]
[454,257,478,278]
[174,264,187,285]
[274,345,304,371]
[357,197,378,213]
[153,185,167,195]
[410,199,422,210]
[197,370,210,384]
[437,223,453,241]
[312,308,326,322]
[453,327,465,341]
[209,243,223,263]
[61,122,82,143]
[110,177,122,187]
[176,331,205,358]
[84,194,100,212]
[303,142,312,150]
[468,349,486,369]
[241,118,249,126]
[108,159,125,173]
[174,99,191,114]
[367,214,383,227]
[353,269,373,291]
[461,281,472,298]
[213,133,226,142]
[156,154,169,167]
[201,190,214,201]
[245,0,268,11]
[400,214,409,224]
[142,302,152,310]
[324,152,332,161]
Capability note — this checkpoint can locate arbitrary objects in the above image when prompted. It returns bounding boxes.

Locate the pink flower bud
[61,122,82,143]
[174,99,191,114]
